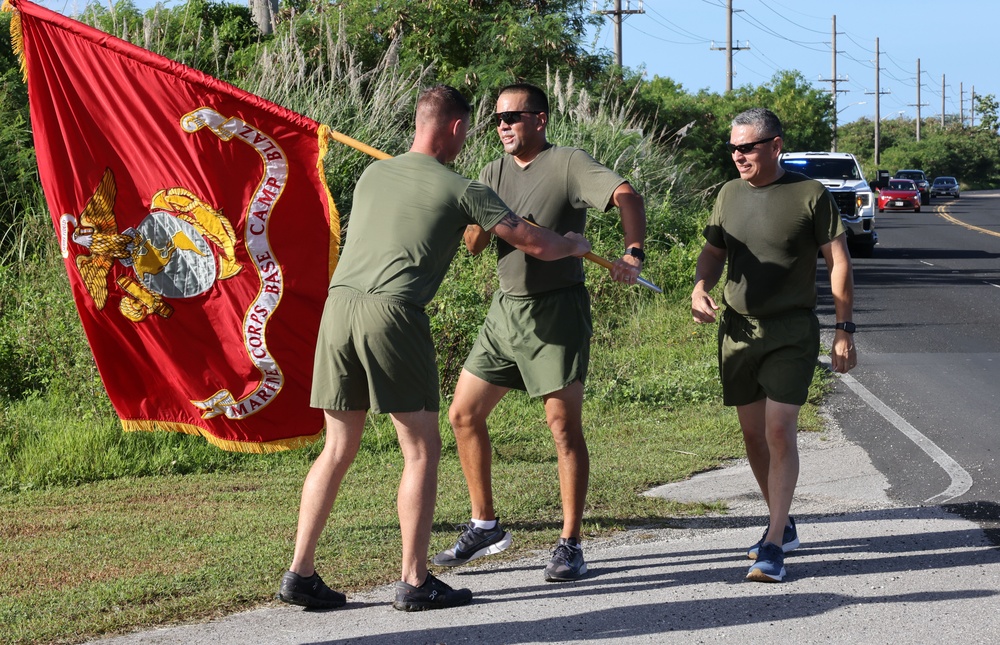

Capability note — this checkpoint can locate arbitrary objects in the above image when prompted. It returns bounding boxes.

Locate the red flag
[4,0,341,452]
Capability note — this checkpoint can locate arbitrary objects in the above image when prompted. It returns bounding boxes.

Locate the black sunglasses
[724,135,778,154]
[493,111,543,126]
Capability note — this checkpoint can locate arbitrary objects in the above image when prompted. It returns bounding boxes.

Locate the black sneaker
[276,570,346,609]
[392,573,473,611]
[431,522,512,566]
[544,537,588,582]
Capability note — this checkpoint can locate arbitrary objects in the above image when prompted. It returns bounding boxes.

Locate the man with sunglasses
[691,107,857,582]
[433,82,646,582]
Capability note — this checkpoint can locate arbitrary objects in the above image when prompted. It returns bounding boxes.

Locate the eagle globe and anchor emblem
[60,167,241,322]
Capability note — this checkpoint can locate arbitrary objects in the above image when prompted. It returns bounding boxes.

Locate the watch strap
[625,247,645,262]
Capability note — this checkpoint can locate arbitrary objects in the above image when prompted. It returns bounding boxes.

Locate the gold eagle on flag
[65,167,242,322]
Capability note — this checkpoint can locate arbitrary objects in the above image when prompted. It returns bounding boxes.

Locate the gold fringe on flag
[2,0,27,84]
[121,419,323,454]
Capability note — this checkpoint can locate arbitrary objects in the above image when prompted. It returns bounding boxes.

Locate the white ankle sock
[470,518,497,530]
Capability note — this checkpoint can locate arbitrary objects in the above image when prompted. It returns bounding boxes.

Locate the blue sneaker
[747,517,799,560]
[544,537,588,582]
[432,522,512,566]
[746,542,786,582]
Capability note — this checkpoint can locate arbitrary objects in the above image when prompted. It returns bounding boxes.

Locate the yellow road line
[934,202,1000,239]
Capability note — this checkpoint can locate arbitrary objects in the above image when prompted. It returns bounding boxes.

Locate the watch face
[838,322,856,333]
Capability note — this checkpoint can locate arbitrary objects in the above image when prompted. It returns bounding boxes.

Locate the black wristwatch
[625,247,645,262]
[835,321,857,333]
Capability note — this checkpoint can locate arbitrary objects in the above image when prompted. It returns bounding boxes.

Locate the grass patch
[0,296,835,644]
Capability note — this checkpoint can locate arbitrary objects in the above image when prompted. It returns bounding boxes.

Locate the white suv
[779,151,878,258]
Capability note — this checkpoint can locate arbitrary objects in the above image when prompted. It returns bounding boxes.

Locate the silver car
[930,176,961,199]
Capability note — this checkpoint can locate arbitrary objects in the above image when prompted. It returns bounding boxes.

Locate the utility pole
[960,82,964,127]
[971,86,976,127]
[874,39,880,165]
[909,58,928,141]
[710,0,749,93]
[593,1,645,70]
[819,15,849,151]
[866,38,891,165]
[941,74,946,127]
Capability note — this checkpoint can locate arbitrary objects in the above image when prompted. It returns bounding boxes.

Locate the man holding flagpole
[276,85,592,612]
[433,82,646,582]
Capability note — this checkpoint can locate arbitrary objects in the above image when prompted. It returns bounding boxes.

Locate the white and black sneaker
[544,537,588,582]
[431,522,512,567]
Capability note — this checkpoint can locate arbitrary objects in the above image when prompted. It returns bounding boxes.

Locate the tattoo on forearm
[500,213,521,229]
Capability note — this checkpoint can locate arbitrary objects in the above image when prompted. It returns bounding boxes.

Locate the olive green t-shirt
[479,144,625,296]
[703,171,845,318]
[331,152,510,308]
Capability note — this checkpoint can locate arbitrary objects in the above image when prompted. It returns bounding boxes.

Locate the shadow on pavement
[300,591,996,645]
[295,505,1000,645]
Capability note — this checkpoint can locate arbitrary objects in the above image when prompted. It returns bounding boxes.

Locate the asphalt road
[819,190,1000,542]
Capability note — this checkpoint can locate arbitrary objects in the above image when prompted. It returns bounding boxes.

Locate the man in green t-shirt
[691,107,857,583]
[276,85,591,612]
[432,83,647,582]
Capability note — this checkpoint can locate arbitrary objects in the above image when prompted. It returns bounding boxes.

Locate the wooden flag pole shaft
[325,131,661,293]
[328,129,392,160]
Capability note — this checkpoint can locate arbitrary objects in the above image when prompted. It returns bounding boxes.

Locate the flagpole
[326,129,392,160]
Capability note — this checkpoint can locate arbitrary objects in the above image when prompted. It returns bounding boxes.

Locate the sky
[588,0,997,126]
[28,0,996,128]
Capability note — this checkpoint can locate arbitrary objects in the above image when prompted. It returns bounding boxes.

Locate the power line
[755,0,830,36]
[644,4,711,42]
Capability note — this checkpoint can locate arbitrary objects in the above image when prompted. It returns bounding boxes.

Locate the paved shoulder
[91,423,1000,644]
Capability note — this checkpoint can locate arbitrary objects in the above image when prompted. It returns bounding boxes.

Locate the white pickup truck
[779,151,878,258]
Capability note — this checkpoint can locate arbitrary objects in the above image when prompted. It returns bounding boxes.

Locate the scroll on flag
[3,0,349,452]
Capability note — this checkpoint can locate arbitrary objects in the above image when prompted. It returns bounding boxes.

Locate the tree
[837,116,1000,189]
[249,0,278,35]
[78,0,261,81]
[636,70,834,188]
[734,70,833,154]
[974,93,999,135]
[326,0,607,92]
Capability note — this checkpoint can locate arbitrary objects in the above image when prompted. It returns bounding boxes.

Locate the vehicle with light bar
[779,151,877,258]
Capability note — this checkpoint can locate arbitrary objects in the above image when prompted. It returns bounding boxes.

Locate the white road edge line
[820,358,973,504]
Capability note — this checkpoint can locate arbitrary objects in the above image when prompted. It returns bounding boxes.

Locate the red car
[878,178,921,212]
